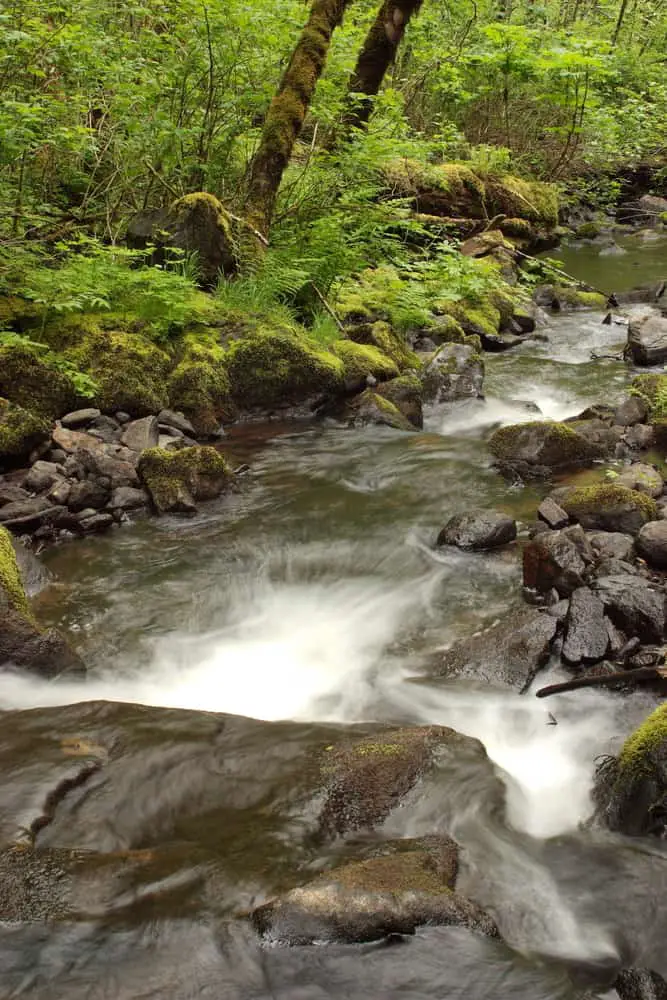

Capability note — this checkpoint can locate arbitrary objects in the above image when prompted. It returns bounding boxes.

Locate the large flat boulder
[627,311,667,366]
[489,420,604,477]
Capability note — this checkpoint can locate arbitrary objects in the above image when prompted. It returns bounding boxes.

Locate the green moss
[574,222,602,240]
[424,313,467,344]
[225,327,344,410]
[500,218,535,239]
[619,704,667,775]
[320,852,454,896]
[631,373,667,419]
[0,344,78,418]
[0,397,51,461]
[138,445,231,513]
[438,300,500,339]
[0,526,32,618]
[485,174,559,226]
[0,296,40,330]
[168,330,235,435]
[560,483,658,520]
[333,340,398,382]
[554,286,606,310]
[489,420,589,463]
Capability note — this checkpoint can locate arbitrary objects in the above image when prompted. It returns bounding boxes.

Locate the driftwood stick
[535,666,667,699]
[310,282,346,333]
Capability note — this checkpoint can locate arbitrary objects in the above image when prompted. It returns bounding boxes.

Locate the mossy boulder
[63,327,171,417]
[489,420,604,477]
[251,845,498,944]
[0,397,51,466]
[436,299,501,346]
[347,321,420,369]
[332,340,398,386]
[422,343,484,402]
[0,526,85,679]
[376,374,424,428]
[225,328,344,412]
[127,192,236,289]
[0,344,78,418]
[594,704,667,837]
[574,222,602,240]
[535,284,607,311]
[631,373,667,416]
[138,445,232,515]
[556,483,658,535]
[168,332,235,436]
[340,389,416,431]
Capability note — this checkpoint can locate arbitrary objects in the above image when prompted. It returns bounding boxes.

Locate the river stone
[627,311,667,365]
[110,486,148,511]
[157,409,196,436]
[614,968,667,1000]
[591,575,665,643]
[594,557,638,579]
[78,511,114,533]
[588,531,635,563]
[60,408,101,429]
[120,416,160,453]
[615,463,664,498]
[523,529,588,596]
[67,479,110,513]
[614,396,649,427]
[594,703,667,838]
[436,511,517,550]
[339,389,415,431]
[376,376,424,429]
[437,606,558,690]
[636,520,667,569]
[0,483,28,507]
[77,446,139,488]
[623,423,655,451]
[47,480,71,507]
[556,484,658,536]
[52,425,105,454]
[251,850,498,945]
[562,587,609,665]
[23,460,61,494]
[489,420,603,478]
[0,496,52,524]
[537,497,569,529]
[421,344,484,402]
[138,445,231,515]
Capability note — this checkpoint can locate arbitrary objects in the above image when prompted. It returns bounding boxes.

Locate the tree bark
[340,0,425,136]
[244,0,351,239]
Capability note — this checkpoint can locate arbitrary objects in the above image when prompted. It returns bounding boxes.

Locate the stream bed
[0,238,666,999]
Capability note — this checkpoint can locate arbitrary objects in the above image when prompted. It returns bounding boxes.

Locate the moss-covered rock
[436,299,501,342]
[0,526,85,679]
[0,397,51,465]
[0,296,40,330]
[332,340,398,384]
[225,327,344,412]
[168,331,236,436]
[138,445,232,515]
[594,704,667,837]
[347,321,420,369]
[489,420,602,477]
[556,483,657,535]
[574,222,602,240]
[0,344,78,418]
[631,374,667,421]
[340,389,416,431]
[377,374,424,428]
[554,286,607,309]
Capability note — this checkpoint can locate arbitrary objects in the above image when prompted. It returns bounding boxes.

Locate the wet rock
[0,483,29,506]
[60,408,101,429]
[421,344,484,402]
[567,417,623,456]
[555,484,658,536]
[157,409,196,437]
[562,587,609,665]
[606,619,627,657]
[341,389,415,431]
[138,445,232,515]
[591,575,665,643]
[78,511,114,534]
[23,460,62,494]
[121,416,160,453]
[594,558,638,578]
[376,375,424,429]
[88,414,122,444]
[0,496,52,525]
[52,424,105,455]
[438,606,558,690]
[77,446,139,488]
[47,480,71,507]
[479,332,524,352]
[489,420,604,478]
[318,727,474,837]
[613,968,667,1000]
[627,311,667,365]
[616,463,663,498]
[0,526,85,679]
[623,423,655,451]
[614,396,649,427]
[594,703,667,837]
[523,529,588,596]
[110,486,148,511]
[537,497,569,529]
[437,511,517,550]
[67,480,110,513]
[588,531,635,563]
[252,849,498,945]
[636,520,667,569]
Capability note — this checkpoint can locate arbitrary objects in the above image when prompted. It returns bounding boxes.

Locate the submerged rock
[138,445,232,515]
[251,847,498,945]
[437,511,517,550]
[489,420,603,477]
[594,703,667,837]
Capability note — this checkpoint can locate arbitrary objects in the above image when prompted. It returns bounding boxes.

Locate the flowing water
[0,239,666,999]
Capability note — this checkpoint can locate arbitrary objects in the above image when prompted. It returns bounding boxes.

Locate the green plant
[0,330,98,398]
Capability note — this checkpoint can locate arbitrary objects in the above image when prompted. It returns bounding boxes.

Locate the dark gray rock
[523,529,588,596]
[376,377,424,429]
[88,414,121,444]
[636,520,667,569]
[115,411,131,424]
[627,310,667,365]
[60,408,101,429]
[110,486,148,511]
[537,497,569,529]
[623,423,654,451]
[437,511,517,550]
[562,587,609,665]
[67,479,110,512]
[616,462,663,498]
[78,511,114,533]
[120,416,159,453]
[77,446,139,488]
[340,390,415,432]
[437,606,558,690]
[0,483,29,507]
[606,619,627,657]
[592,575,665,643]
[489,420,605,478]
[594,557,638,578]
[588,531,635,563]
[614,396,649,427]
[47,480,71,507]
[23,460,61,494]
[0,497,51,524]
[421,344,484,402]
[614,968,667,1000]
[157,409,196,436]
[48,448,67,465]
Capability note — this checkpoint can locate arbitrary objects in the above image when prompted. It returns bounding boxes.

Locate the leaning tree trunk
[339,0,424,137]
[244,0,351,240]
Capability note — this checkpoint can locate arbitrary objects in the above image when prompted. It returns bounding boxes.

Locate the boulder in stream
[437,511,517,550]
[554,484,658,536]
[562,586,609,666]
[421,343,484,403]
[523,525,593,597]
[591,574,665,643]
[138,445,232,514]
[615,463,664,499]
[627,311,667,366]
[489,420,604,478]
[636,520,667,569]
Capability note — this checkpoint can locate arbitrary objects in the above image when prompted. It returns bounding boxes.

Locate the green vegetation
[619,704,667,775]
[0,527,31,617]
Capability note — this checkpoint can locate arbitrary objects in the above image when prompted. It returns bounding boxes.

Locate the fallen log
[535,665,667,699]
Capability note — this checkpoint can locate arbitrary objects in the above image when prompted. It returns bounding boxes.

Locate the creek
[0,235,666,999]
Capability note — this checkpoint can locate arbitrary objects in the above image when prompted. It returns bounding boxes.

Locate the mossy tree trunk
[244,0,351,240]
[339,0,424,137]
